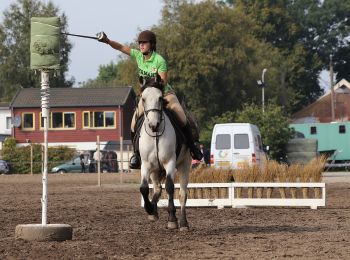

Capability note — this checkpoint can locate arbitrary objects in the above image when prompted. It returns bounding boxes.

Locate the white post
[41,70,50,225]
[120,136,123,183]
[97,135,101,186]
[262,87,265,114]
[30,144,33,175]
[127,145,130,172]
[261,68,267,114]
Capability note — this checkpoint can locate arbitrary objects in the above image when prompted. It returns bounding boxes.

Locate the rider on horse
[98,30,203,169]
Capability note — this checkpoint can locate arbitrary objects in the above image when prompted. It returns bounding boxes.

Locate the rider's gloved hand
[96,32,109,44]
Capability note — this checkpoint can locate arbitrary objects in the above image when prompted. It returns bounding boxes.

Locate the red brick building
[10,87,135,150]
[292,79,350,123]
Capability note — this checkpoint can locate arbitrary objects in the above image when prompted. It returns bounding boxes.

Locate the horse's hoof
[148,214,159,221]
[180,226,190,232]
[167,221,178,230]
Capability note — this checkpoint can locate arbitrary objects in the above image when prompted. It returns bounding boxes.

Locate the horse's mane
[140,75,164,93]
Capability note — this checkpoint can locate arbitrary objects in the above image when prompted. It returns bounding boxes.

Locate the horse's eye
[142,98,145,103]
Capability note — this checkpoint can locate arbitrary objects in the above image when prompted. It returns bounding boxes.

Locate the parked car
[51,157,83,174]
[0,160,10,174]
[51,150,113,174]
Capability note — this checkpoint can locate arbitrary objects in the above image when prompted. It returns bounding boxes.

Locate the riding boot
[129,131,141,169]
[182,122,203,161]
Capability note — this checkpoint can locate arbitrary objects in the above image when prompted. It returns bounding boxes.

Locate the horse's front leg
[148,172,163,221]
[140,163,154,216]
[165,161,178,229]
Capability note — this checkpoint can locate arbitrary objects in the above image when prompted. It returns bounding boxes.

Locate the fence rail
[143,182,326,210]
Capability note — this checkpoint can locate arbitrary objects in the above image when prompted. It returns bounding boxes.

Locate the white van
[210,123,266,169]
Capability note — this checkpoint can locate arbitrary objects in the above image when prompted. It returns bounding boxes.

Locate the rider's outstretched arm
[108,40,131,55]
[98,32,131,56]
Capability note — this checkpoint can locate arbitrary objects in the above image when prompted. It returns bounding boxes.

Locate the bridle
[141,81,166,172]
[142,86,165,137]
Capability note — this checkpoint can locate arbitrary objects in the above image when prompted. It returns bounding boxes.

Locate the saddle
[133,109,186,159]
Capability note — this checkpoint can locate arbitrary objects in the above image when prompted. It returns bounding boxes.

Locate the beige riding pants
[131,93,187,132]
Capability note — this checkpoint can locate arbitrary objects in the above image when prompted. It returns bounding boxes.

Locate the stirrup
[129,153,141,169]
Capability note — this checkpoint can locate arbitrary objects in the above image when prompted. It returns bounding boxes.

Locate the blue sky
[0,0,163,86]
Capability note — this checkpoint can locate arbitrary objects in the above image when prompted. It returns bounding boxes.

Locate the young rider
[98,30,203,169]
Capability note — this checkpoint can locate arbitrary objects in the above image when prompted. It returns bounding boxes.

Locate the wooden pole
[120,136,123,183]
[97,135,101,186]
[127,145,130,173]
[30,144,33,175]
[330,54,335,121]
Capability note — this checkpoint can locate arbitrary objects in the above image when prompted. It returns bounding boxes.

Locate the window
[40,112,75,129]
[64,113,75,128]
[6,117,12,129]
[94,112,104,127]
[22,113,34,130]
[82,111,116,128]
[310,126,317,135]
[234,134,249,149]
[83,111,90,128]
[339,125,346,134]
[105,112,115,127]
[216,134,231,149]
[51,112,75,129]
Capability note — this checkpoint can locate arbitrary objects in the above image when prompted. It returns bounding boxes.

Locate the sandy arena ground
[1,171,350,259]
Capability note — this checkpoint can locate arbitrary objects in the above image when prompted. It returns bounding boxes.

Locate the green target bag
[30,17,60,70]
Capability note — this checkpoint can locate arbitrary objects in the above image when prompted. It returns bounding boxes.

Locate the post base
[15,224,72,241]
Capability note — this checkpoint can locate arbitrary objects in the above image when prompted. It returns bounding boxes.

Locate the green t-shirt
[130,49,173,94]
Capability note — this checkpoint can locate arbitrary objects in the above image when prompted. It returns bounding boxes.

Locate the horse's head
[140,75,164,132]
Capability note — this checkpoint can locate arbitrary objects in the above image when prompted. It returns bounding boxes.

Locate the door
[214,132,232,168]
[70,157,82,172]
[232,133,251,168]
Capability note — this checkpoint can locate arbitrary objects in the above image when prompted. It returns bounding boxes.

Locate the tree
[231,0,325,112]
[82,56,139,91]
[236,103,293,160]
[231,0,350,109]
[0,0,73,102]
[154,0,285,124]
[200,110,236,147]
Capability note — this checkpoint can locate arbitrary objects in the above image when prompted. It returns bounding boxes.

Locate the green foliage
[236,103,294,160]
[154,1,285,124]
[2,137,75,174]
[96,62,118,83]
[0,0,73,102]
[200,111,236,146]
[82,56,139,92]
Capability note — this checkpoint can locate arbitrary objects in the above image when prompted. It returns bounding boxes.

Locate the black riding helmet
[138,30,157,51]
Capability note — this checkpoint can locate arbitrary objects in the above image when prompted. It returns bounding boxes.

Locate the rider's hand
[97,32,109,44]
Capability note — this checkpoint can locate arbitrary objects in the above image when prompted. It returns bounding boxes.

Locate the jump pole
[15,17,72,242]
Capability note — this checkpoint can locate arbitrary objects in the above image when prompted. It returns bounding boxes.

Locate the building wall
[290,122,350,161]
[0,108,12,135]
[13,106,123,144]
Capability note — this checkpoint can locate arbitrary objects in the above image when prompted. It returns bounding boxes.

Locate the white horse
[138,76,191,231]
